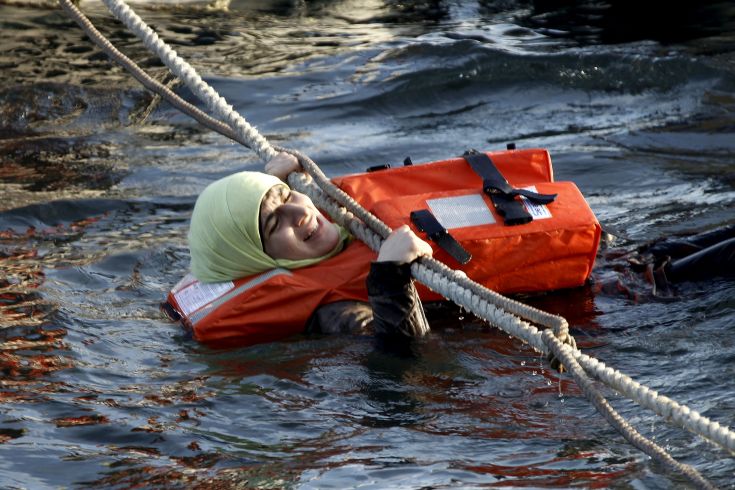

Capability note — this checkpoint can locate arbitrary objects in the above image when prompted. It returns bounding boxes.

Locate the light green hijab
[188,171,348,282]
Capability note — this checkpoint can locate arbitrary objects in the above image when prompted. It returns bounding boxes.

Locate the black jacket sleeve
[306,261,430,338]
[366,261,430,338]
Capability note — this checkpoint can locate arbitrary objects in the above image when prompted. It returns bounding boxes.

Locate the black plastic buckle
[491,194,533,226]
[463,150,557,226]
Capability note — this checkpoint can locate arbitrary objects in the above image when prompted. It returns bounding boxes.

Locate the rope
[293,176,725,488]
[290,176,735,461]
[544,330,718,490]
[573,350,735,453]
[294,174,735,447]
[62,0,570,344]
[100,0,276,163]
[58,0,252,150]
[58,0,732,487]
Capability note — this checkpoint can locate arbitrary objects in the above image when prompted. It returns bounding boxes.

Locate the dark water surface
[1,0,734,488]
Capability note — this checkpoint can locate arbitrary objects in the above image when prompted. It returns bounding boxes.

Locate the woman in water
[187,152,433,339]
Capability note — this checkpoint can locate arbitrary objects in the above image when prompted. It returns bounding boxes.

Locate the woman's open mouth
[304,217,319,241]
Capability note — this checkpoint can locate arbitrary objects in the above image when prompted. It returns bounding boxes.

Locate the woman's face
[259,185,340,260]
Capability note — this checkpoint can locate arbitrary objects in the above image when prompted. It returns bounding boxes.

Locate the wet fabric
[667,238,735,281]
[367,261,430,338]
[305,261,430,339]
[333,148,601,296]
[658,225,735,282]
[602,224,735,299]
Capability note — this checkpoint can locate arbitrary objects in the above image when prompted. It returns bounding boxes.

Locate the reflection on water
[1,0,734,488]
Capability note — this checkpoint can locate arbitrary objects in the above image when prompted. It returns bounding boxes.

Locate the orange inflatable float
[165,148,601,347]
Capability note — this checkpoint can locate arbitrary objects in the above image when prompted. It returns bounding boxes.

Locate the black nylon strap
[410,209,472,265]
[463,152,557,204]
[462,151,557,226]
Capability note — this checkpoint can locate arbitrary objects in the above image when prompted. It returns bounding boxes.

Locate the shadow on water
[518,0,735,46]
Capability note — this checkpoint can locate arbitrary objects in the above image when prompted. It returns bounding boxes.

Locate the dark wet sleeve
[646,224,735,260]
[366,261,430,338]
[306,301,374,335]
[666,237,735,282]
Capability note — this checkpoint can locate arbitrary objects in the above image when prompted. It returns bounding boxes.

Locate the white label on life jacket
[427,193,496,229]
[174,280,235,317]
[520,186,552,220]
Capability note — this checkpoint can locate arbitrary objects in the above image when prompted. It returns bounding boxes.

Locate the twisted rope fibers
[101,0,277,163]
[59,0,733,486]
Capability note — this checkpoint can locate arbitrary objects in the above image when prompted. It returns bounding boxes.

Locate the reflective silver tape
[189,268,292,326]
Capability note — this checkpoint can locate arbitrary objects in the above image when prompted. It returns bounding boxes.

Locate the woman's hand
[265,152,303,182]
[377,225,433,264]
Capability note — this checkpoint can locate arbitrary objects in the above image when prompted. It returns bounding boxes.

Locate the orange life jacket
[165,148,601,347]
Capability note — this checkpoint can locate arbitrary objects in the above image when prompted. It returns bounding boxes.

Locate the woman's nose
[281,203,308,226]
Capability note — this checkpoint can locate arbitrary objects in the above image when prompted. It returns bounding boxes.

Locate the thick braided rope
[573,350,735,453]
[62,0,735,472]
[291,174,735,457]
[100,0,277,163]
[543,330,717,490]
[58,0,250,152]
